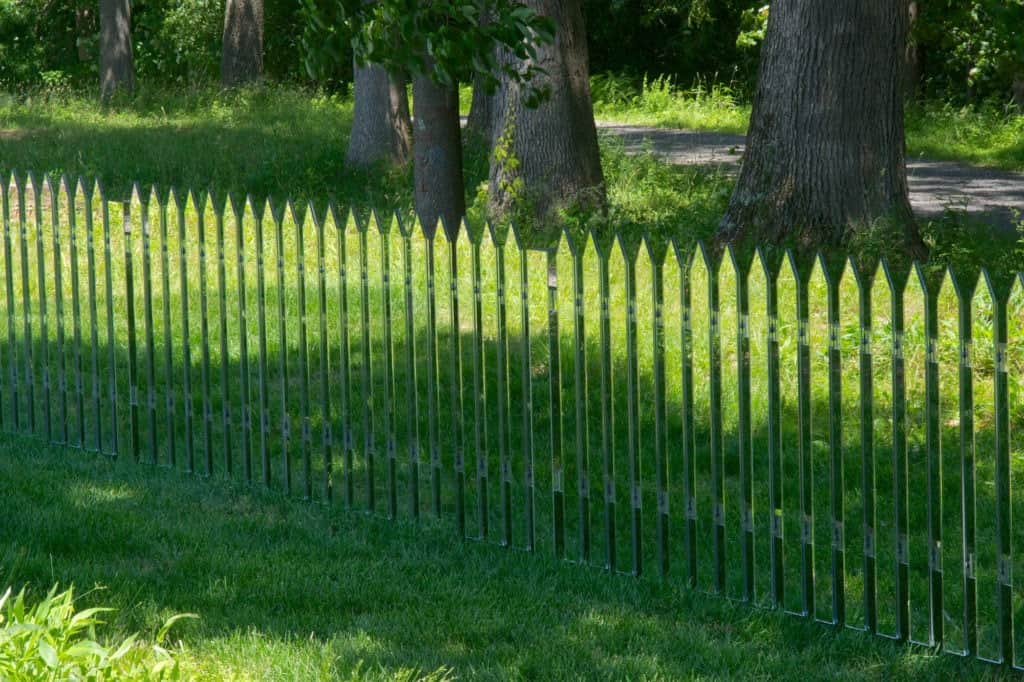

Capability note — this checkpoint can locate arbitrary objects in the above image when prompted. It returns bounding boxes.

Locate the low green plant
[0,584,194,681]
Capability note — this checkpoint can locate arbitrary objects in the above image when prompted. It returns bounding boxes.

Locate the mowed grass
[2,83,1024,676]
[587,74,1024,173]
[0,435,1004,681]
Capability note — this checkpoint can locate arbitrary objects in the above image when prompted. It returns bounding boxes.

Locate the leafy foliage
[0,584,194,681]
[916,0,1024,103]
[300,0,553,98]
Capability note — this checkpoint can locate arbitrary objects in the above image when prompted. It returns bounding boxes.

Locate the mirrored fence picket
[2,171,1022,668]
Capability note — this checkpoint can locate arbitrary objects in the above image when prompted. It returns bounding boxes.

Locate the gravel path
[597,123,1024,233]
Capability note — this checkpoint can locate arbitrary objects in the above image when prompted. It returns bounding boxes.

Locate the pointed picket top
[308,199,328,230]
[27,170,42,198]
[486,218,510,247]
[913,260,945,299]
[369,207,390,237]
[151,183,170,208]
[562,225,586,258]
[189,186,208,213]
[130,181,149,209]
[437,213,462,245]
[12,169,27,195]
[351,205,373,234]
[327,202,350,233]
[466,215,491,246]
[756,245,785,283]
[670,234,697,272]
[93,176,108,202]
[284,197,307,228]
[169,185,186,213]
[0,167,11,189]
[394,208,415,239]
[698,239,723,274]
[588,226,615,261]
[727,242,756,280]
[207,187,228,217]
[265,194,284,224]
[982,266,1016,302]
[849,253,879,291]
[816,250,846,289]
[228,192,247,222]
[245,195,266,223]
[60,174,76,202]
[615,229,643,264]
[643,232,669,267]
[946,262,980,301]
[43,172,60,199]
[879,253,914,295]
[146,186,162,217]
[508,220,527,253]
[785,247,815,284]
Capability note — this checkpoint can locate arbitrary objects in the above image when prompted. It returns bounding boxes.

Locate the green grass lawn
[2,82,1024,678]
[588,74,1024,173]
[0,435,1005,680]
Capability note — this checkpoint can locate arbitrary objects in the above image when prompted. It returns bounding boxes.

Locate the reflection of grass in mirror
[3,174,1024,671]
[0,435,998,679]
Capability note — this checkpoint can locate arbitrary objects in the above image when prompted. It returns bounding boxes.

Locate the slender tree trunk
[346,61,413,168]
[488,0,605,230]
[466,74,497,143]
[718,0,924,255]
[221,0,264,87]
[413,74,465,236]
[1012,75,1024,110]
[99,0,133,99]
[76,3,94,61]
[465,9,496,143]
[904,0,922,100]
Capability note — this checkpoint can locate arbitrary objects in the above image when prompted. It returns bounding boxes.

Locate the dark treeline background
[1,0,1021,106]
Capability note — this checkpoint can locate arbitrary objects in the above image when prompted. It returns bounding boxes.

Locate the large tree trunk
[718,0,923,254]
[221,0,264,87]
[413,74,465,235]
[99,0,134,100]
[488,0,605,230]
[346,62,413,168]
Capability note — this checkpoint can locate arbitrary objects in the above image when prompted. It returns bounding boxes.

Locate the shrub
[0,584,195,681]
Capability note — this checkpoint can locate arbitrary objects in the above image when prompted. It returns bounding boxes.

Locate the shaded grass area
[0,436,1001,680]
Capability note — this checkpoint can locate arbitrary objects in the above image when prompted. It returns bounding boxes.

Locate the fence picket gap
[234,195,253,484]
[66,177,85,448]
[51,176,69,446]
[470,221,488,539]
[2,171,19,430]
[377,210,396,518]
[853,257,879,634]
[157,190,175,468]
[141,187,158,464]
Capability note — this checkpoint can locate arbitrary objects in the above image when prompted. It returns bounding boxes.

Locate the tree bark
[718,0,924,255]
[346,61,413,168]
[466,74,497,143]
[99,0,134,99]
[488,0,605,230]
[413,74,465,236]
[221,0,264,87]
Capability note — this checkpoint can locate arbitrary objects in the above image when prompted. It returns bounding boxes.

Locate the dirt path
[597,122,1024,234]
